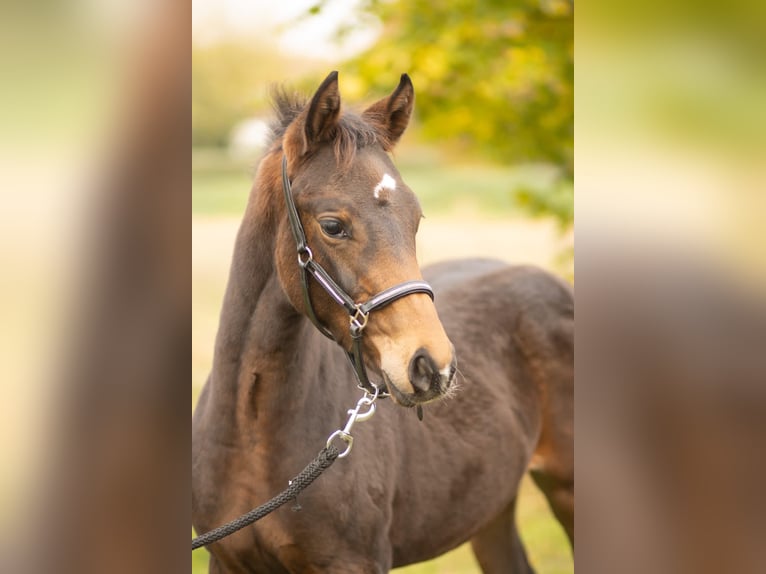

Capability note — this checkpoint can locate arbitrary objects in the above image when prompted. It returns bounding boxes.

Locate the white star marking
[373,173,397,200]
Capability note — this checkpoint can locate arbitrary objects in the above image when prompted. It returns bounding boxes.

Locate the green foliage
[313,0,573,226]
[347,0,572,173]
[515,178,574,229]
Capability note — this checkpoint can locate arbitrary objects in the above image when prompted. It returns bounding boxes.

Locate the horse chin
[381,373,416,407]
[381,371,443,408]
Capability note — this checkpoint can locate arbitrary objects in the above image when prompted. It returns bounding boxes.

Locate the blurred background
[0,2,189,572]
[576,1,766,572]
[192,0,573,572]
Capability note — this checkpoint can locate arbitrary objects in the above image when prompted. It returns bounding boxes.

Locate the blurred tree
[192,42,316,147]
[193,42,261,147]
[314,0,573,226]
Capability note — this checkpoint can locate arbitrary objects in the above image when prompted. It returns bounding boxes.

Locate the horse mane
[268,86,382,166]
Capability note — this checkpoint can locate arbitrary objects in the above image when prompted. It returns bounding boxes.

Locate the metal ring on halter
[297,246,313,268]
[349,306,369,335]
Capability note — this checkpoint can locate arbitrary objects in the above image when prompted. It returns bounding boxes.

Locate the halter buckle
[349,306,369,335]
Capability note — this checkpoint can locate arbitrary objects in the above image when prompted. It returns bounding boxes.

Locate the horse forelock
[268,87,306,145]
[269,86,383,168]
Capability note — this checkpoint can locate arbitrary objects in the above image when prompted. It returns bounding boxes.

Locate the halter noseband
[281,155,434,396]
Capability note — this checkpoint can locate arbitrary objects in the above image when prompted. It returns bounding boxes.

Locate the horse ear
[303,70,341,150]
[285,71,341,158]
[363,74,415,150]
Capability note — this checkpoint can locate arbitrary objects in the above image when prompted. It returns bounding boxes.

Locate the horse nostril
[416,357,429,378]
[408,348,437,393]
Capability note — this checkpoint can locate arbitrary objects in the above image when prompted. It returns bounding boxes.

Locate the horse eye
[319,219,347,239]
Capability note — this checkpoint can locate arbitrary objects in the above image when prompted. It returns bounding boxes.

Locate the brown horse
[192,71,574,573]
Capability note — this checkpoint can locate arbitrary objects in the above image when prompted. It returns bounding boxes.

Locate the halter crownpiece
[281,155,435,396]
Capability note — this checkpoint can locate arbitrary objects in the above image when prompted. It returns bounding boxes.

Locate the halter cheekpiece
[281,155,434,396]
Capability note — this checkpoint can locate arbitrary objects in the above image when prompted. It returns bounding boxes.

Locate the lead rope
[192,446,339,550]
[192,388,379,550]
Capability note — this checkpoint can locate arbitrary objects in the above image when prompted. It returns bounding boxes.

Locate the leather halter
[281,155,434,395]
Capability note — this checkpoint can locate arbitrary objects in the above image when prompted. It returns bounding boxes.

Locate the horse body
[192,72,573,573]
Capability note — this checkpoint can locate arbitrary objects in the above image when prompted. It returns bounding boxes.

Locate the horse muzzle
[381,345,457,406]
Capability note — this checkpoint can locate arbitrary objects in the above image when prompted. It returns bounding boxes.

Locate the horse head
[274,71,457,406]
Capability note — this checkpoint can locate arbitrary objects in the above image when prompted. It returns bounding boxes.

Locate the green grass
[398,162,522,216]
[192,530,212,573]
[191,147,556,219]
[192,168,253,216]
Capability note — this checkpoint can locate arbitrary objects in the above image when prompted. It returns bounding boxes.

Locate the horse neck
[207,155,330,423]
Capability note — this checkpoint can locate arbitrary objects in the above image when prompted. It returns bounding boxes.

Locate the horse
[192,71,574,573]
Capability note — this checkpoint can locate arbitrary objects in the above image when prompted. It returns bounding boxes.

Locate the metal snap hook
[326,429,354,458]
[348,397,377,424]
[325,387,380,458]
